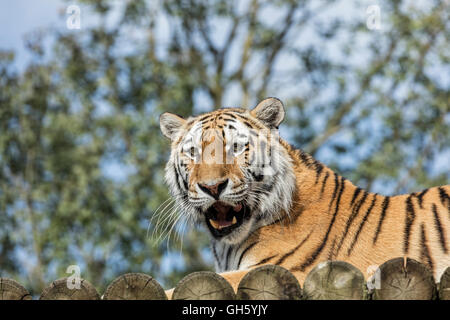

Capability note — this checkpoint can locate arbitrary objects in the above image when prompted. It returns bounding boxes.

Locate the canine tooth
[232,216,237,224]
[209,219,219,229]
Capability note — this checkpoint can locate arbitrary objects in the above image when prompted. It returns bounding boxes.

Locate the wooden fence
[1,257,449,300]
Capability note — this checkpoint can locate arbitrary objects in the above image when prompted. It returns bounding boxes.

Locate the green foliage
[0,0,448,295]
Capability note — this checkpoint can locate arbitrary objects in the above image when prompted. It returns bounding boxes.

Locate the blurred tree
[0,0,448,295]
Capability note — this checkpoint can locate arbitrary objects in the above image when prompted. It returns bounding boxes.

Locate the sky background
[0,1,65,69]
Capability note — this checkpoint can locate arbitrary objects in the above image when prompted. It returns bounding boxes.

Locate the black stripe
[212,244,221,270]
[329,172,340,210]
[172,165,182,192]
[347,194,377,255]
[198,114,211,122]
[320,172,330,198]
[225,246,233,271]
[314,160,324,171]
[177,162,188,190]
[350,188,362,206]
[273,229,313,265]
[234,114,262,129]
[237,242,257,269]
[335,189,368,255]
[243,121,253,128]
[354,190,368,214]
[314,161,324,183]
[404,195,416,253]
[327,237,337,260]
[299,151,312,168]
[248,254,278,268]
[251,171,264,182]
[173,154,188,190]
[420,223,434,271]
[438,187,450,212]
[223,118,237,123]
[416,189,429,209]
[373,196,390,244]
[294,176,345,272]
[432,204,448,253]
[223,113,237,119]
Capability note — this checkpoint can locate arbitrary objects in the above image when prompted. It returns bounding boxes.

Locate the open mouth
[205,202,249,237]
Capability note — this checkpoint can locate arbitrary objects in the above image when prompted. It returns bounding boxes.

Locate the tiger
[159,97,450,297]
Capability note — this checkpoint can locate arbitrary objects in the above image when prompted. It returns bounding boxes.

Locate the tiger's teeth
[209,216,238,229]
[209,219,220,229]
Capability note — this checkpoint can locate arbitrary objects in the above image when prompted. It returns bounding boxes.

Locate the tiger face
[159,98,296,244]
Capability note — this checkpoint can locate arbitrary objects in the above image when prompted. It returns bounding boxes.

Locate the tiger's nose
[198,179,229,200]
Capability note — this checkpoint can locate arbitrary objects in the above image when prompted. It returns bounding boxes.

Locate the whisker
[151,200,177,239]
[155,211,179,241]
[148,197,175,238]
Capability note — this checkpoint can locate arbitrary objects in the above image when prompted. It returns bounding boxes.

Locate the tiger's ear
[159,112,186,140]
[250,97,285,128]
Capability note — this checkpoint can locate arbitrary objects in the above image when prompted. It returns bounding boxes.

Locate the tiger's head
[159,98,296,245]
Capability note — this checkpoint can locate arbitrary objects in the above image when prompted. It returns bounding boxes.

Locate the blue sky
[0,0,66,69]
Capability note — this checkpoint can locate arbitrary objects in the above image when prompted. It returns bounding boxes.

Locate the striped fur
[160,98,450,292]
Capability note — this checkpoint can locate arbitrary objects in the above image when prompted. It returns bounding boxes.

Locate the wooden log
[103,273,167,300]
[439,267,450,300]
[40,278,100,300]
[236,265,302,300]
[303,261,366,300]
[371,257,436,300]
[172,271,235,300]
[0,278,32,300]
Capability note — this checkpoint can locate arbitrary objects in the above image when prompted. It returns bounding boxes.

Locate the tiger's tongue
[213,203,231,224]
[212,203,241,227]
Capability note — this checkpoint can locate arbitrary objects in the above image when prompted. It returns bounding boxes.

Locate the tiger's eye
[190,147,195,157]
[233,143,239,153]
